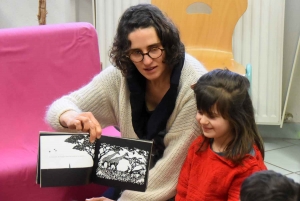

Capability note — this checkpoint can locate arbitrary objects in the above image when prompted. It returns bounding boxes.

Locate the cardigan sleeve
[227,149,267,201]
[175,137,200,200]
[227,165,263,201]
[45,66,120,131]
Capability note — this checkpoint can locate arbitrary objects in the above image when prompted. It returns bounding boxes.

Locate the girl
[175,69,267,201]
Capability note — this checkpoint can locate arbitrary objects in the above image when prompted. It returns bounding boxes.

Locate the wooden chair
[152,0,248,75]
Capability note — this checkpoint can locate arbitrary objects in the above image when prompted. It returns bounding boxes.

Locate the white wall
[0,0,93,28]
[282,0,300,123]
[250,0,300,138]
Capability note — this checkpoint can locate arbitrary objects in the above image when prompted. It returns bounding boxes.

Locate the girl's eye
[198,110,203,115]
[208,115,216,119]
[209,113,219,119]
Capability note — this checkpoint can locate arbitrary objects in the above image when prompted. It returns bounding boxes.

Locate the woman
[46,4,207,201]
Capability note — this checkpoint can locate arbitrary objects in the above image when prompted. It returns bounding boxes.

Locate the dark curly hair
[109,4,185,77]
[240,170,300,201]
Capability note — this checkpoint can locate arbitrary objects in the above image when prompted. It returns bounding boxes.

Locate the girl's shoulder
[240,145,267,171]
[252,144,265,164]
[192,135,205,144]
[189,135,207,151]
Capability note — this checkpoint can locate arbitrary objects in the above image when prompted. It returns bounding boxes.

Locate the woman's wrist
[59,110,78,128]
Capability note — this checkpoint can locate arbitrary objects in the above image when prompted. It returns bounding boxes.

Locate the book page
[92,135,153,191]
[96,143,149,185]
[40,135,94,169]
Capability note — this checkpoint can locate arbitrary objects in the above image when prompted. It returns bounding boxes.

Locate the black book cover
[36,131,153,192]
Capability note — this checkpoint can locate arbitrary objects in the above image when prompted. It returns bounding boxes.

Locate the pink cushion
[0,22,119,200]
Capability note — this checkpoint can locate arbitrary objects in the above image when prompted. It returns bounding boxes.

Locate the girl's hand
[59,110,102,143]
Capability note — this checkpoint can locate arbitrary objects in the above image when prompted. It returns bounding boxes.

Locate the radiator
[233,0,285,125]
[94,0,285,125]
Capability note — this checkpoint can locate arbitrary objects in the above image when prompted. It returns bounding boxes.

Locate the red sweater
[175,136,267,201]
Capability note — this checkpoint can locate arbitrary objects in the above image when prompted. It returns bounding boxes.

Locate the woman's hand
[86,197,114,201]
[59,110,102,142]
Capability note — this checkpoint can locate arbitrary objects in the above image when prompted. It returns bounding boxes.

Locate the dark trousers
[102,187,175,200]
[102,187,122,200]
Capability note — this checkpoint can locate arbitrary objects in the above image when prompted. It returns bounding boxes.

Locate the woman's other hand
[59,110,102,142]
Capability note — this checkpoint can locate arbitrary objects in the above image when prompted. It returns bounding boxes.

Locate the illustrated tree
[65,135,95,158]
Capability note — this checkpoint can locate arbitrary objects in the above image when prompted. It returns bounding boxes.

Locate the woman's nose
[142,54,153,65]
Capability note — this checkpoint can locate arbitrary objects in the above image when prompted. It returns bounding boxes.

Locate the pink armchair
[0,22,120,200]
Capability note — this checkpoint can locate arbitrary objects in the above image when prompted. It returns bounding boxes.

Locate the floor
[264,137,300,182]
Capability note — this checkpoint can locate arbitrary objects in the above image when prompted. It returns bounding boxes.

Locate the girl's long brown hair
[193,69,264,165]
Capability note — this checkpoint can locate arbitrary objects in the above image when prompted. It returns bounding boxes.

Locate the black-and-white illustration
[40,134,93,169]
[96,143,149,185]
[38,132,152,190]
[64,134,95,158]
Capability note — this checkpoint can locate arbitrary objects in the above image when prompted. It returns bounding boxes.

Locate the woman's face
[127,27,169,82]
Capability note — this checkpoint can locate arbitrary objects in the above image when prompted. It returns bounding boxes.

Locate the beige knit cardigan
[46,54,207,201]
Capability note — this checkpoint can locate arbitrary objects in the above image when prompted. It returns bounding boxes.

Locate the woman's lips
[144,66,156,71]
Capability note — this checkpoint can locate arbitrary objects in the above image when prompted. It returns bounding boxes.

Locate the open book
[36,131,153,192]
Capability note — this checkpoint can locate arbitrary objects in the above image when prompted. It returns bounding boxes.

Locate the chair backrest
[0,22,101,149]
[152,0,247,75]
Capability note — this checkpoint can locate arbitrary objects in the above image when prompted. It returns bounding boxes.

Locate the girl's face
[196,105,232,141]
[127,27,169,82]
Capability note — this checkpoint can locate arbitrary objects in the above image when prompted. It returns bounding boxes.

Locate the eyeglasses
[127,47,165,63]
